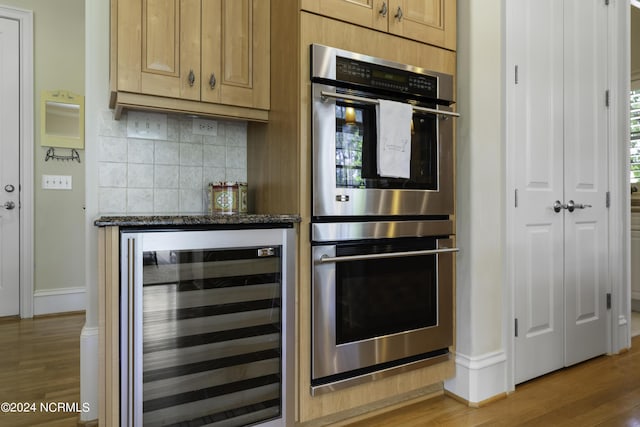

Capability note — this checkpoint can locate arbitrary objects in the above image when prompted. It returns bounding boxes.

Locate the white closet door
[511,0,566,385]
[511,0,609,384]
[562,0,609,367]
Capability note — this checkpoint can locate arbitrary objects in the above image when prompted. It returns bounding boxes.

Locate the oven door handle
[319,247,460,263]
[320,90,460,118]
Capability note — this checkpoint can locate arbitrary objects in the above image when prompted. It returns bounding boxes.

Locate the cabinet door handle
[379,1,388,17]
[209,72,216,89]
[188,69,195,87]
[395,6,403,21]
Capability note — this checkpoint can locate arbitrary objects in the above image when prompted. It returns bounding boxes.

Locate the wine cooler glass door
[121,229,293,427]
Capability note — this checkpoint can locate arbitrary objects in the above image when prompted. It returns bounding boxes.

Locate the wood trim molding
[77,419,98,427]
[298,384,444,427]
[112,91,269,122]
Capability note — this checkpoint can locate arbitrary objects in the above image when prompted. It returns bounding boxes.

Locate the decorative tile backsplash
[97,111,247,214]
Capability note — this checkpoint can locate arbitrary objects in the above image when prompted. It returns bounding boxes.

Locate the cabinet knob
[395,6,403,21]
[188,69,195,87]
[379,1,388,17]
[209,73,217,89]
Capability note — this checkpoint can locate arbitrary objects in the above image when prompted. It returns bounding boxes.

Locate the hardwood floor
[0,313,638,427]
[347,335,640,427]
[0,313,84,427]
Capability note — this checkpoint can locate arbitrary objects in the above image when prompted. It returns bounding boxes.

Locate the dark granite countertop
[94,214,301,227]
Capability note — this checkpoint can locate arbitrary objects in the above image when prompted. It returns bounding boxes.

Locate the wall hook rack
[45,147,81,163]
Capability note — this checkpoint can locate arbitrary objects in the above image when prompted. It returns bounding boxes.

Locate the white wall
[445,0,507,404]
[82,0,109,420]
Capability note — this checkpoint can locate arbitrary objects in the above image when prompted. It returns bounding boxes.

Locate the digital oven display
[372,69,407,83]
[336,56,437,97]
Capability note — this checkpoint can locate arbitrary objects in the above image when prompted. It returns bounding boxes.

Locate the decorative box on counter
[208,181,247,214]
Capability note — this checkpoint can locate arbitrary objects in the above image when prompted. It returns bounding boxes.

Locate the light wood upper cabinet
[110,0,270,121]
[300,0,388,32]
[388,0,455,50]
[201,0,270,109]
[300,0,455,50]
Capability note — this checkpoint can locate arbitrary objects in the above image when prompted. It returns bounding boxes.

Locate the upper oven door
[312,83,454,217]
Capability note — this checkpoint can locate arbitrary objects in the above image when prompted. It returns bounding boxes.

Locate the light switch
[42,175,72,190]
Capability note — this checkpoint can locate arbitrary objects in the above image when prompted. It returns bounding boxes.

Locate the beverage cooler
[119,228,294,427]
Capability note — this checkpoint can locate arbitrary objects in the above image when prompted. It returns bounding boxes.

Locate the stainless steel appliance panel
[311,219,453,242]
[311,44,454,102]
[312,83,454,217]
[311,43,456,218]
[120,229,295,427]
[311,237,454,381]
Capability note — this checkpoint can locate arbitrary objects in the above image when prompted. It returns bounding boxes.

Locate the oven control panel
[336,55,437,97]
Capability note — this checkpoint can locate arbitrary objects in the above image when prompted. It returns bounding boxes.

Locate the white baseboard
[80,326,99,422]
[444,349,507,404]
[33,286,85,315]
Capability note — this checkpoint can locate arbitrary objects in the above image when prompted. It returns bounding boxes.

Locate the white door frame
[504,0,630,391]
[606,0,631,355]
[0,5,34,319]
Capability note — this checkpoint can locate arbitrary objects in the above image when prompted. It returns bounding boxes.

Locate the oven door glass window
[335,102,438,190]
[335,102,373,188]
[334,238,437,345]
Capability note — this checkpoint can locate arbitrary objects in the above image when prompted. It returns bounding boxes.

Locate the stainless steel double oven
[310,44,458,394]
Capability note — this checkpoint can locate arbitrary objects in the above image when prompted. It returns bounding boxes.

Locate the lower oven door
[311,236,455,387]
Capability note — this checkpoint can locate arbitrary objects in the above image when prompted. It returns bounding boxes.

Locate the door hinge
[515,318,519,337]
[605,90,610,107]
[606,191,610,208]
[515,65,519,85]
[606,293,611,309]
[515,189,518,208]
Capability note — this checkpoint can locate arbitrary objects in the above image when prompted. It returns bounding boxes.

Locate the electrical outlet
[127,111,168,140]
[42,175,72,190]
[192,118,218,136]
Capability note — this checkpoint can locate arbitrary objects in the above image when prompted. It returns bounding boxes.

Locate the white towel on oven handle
[376,99,412,179]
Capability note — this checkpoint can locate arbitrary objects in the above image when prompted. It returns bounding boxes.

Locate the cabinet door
[388,0,456,50]
[117,0,201,100]
[300,0,388,32]
[201,0,270,109]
